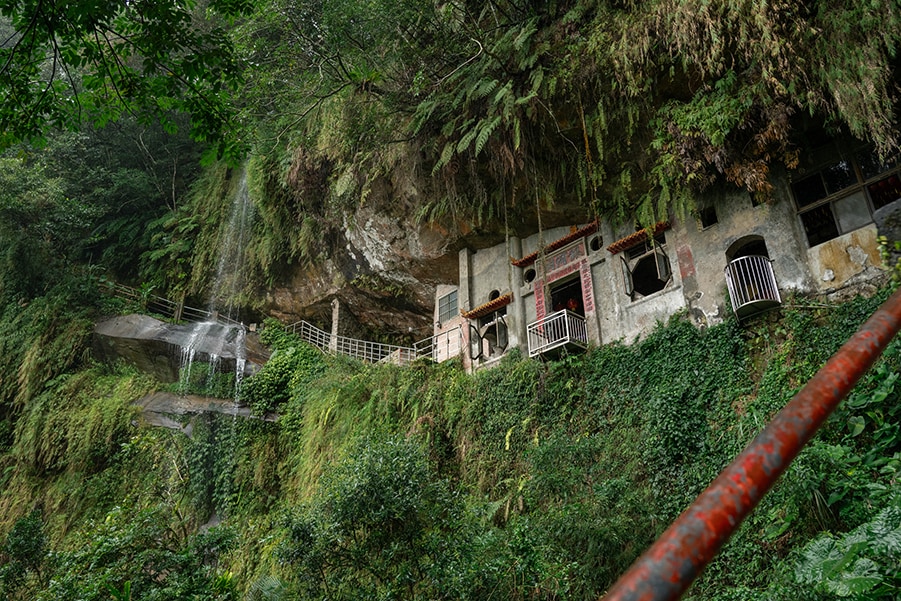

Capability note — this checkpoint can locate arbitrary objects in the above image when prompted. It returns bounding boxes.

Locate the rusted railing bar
[601,287,901,601]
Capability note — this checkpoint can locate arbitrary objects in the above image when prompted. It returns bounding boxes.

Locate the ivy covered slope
[1,286,900,600]
[235,0,901,232]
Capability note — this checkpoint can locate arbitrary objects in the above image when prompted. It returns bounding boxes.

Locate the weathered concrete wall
[521,225,575,257]
[593,249,686,344]
[673,183,813,326]
[469,242,516,308]
[432,283,465,364]
[806,226,883,292]
[590,220,686,343]
[430,168,892,364]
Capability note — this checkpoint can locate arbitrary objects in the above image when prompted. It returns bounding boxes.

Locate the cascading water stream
[171,167,255,522]
[176,166,254,403]
[209,169,254,324]
[178,321,215,395]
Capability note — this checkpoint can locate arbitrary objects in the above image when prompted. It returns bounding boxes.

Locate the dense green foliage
[6,1,901,316]
[0,0,250,159]
[240,321,325,415]
[235,0,901,231]
[2,287,900,599]
[4,1,899,229]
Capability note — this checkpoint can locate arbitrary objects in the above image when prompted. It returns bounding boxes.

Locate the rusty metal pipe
[601,287,901,601]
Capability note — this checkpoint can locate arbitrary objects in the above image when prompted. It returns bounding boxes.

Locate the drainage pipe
[601,287,901,601]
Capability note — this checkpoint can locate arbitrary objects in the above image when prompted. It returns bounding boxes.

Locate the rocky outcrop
[93,314,268,383]
[261,200,589,341]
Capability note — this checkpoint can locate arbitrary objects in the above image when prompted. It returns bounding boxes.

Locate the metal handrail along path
[601,287,901,601]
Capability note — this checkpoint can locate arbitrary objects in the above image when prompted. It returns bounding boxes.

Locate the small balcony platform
[527,310,588,358]
[725,255,782,321]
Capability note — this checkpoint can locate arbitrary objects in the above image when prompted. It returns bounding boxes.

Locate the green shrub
[240,343,324,415]
[0,509,46,597]
[36,504,237,601]
[795,502,901,599]
[279,435,467,600]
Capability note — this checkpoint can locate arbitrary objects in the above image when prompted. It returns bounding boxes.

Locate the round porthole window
[489,289,501,301]
[589,235,603,252]
[523,268,537,284]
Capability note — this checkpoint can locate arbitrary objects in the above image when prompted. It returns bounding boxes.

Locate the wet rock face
[93,314,267,383]
[262,215,459,340]
[261,199,588,340]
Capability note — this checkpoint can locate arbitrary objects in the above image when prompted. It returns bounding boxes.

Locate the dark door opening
[727,235,770,261]
[550,277,585,316]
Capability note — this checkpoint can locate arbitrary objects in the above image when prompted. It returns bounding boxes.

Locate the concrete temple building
[430,135,899,371]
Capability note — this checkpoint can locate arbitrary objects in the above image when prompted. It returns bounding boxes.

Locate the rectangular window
[698,205,718,229]
[437,290,458,323]
[792,141,901,247]
[625,232,666,261]
[868,174,901,210]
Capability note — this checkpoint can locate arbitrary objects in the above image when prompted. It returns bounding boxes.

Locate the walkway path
[104,280,460,366]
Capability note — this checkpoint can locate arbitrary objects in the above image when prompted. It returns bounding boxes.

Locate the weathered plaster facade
[433,139,896,370]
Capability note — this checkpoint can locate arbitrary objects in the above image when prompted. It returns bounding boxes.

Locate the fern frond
[433,142,456,175]
[457,127,479,153]
[473,79,499,100]
[475,116,502,156]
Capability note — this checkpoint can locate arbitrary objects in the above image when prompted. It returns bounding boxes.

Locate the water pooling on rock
[93,315,262,384]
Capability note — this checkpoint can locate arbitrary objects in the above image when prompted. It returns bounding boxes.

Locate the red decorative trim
[606,221,671,255]
[511,221,599,268]
[461,293,513,320]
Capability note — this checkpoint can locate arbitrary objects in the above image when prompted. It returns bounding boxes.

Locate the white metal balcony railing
[527,309,588,358]
[724,255,782,319]
[285,320,463,366]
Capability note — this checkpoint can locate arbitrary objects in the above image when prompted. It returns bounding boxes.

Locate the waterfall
[208,168,254,324]
[177,321,215,395]
[177,167,254,401]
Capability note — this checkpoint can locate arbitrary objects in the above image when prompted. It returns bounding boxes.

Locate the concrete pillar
[458,247,473,313]
[458,247,473,372]
[329,298,339,353]
[508,236,527,353]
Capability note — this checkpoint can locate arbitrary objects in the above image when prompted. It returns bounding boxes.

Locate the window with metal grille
[792,142,901,247]
[437,290,458,323]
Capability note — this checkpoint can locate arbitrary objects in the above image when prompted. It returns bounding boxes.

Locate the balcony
[725,255,782,321]
[527,310,588,358]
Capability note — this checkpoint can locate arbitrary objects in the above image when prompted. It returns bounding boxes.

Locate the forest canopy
[1,1,900,224]
[0,0,252,159]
